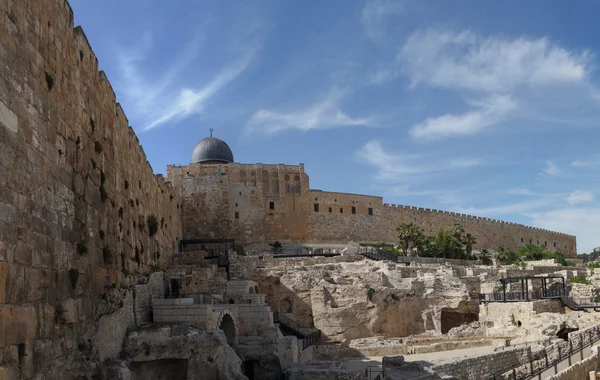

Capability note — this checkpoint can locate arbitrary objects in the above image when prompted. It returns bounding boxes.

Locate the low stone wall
[226,303,273,335]
[152,300,213,328]
[431,346,531,380]
[532,299,565,314]
[547,346,600,380]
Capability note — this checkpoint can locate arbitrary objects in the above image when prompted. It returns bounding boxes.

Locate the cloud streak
[409,95,516,140]
[247,89,372,134]
[115,30,259,131]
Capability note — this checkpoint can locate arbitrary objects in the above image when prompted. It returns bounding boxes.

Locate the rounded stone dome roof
[191,136,234,164]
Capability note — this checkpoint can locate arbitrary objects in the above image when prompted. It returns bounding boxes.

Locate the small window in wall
[269,201,275,210]
[544,241,547,246]
[529,239,532,244]
[368,208,373,215]
[239,192,242,196]
[340,208,343,214]
[352,206,356,214]
[314,203,319,212]
[520,238,523,243]
[537,240,539,244]
[235,203,238,207]
[328,207,332,213]
[234,212,239,220]
[553,242,556,248]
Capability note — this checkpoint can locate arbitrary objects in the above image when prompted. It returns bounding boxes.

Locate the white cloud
[543,161,560,176]
[361,0,404,45]
[115,31,258,131]
[530,208,600,253]
[566,190,594,205]
[247,89,372,133]
[409,95,516,140]
[571,159,600,167]
[401,29,590,93]
[356,140,481,182]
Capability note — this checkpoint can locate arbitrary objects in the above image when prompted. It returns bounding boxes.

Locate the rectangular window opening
[269,201,275,210]
[340,208,343,214]
[314,203,319,212]
[520,238,523,243]
[234,212,239,220]
[351,206,356,214]
[553,242,556,248]
[328,207,332,213]
[368,208,373,215]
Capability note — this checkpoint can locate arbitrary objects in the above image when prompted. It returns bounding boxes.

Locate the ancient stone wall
[0,0,181,377]
[431,346,532,380]
[169,163,576,257]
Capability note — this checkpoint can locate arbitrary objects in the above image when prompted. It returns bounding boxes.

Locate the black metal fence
[273,311,322,351]
[484,326,600,380]
[365,366,383,380]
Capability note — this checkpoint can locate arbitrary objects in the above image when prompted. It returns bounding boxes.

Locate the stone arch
[249,287,255,294]
[217,310,238,348]
[254,286,259,294]
[279,298,293,313]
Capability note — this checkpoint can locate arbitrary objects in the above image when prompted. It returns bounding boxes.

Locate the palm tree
[269,241,283,254]
[464,233,477,258]
[396,222,425,257]
[479,248,493,265]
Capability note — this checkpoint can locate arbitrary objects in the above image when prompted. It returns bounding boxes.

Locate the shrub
[588,262,600,269]
[571,276,591,285]
[147,215,159,237]
[366,287,375,301]
[45,72,54,90]
[270,241,283,254]
[94,140,102,153]
[77,242,88,255]
[69,268,79,289]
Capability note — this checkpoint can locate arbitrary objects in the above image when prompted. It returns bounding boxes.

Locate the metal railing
[273,311,321,350]
[483,326,600,380]
[365,366,383,380]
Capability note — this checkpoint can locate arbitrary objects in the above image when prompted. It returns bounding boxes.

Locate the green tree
[464,233,477,258]
[269,241,283,254]
[396,222,426,257]
[479,249,493,265]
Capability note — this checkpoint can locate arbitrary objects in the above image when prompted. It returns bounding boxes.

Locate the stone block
[0,304,37,347]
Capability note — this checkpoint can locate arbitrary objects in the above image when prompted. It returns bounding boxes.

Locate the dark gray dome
[191,137,234,164]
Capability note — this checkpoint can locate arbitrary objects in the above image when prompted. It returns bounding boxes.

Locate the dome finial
[209,128,213,137]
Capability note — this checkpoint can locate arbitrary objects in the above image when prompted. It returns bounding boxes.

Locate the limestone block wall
[169,164,576,257]
[0,0,182,377]
[152,299,213,327]
[547,347,600,380]
[431,346,532,380]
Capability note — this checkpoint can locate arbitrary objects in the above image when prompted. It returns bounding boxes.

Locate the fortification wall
[169,162,311,242]
[0,0,181,377]
[307,193,576,257]
[169,163,576,257]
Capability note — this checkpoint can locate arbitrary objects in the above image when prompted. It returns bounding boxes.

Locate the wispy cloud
[247,88,372,134]
[530,208,600,253]
[356,140,481,182]
[401,29,590,92]
[566,190,594,205]
[361,0,404,45]
[115,30,260,131]
[542,161,560,176]
[409,95,516,140]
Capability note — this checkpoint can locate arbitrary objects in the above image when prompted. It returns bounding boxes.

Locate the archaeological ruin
[2,0,600,380]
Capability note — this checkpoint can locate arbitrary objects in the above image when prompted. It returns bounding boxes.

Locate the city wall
[169,163,577,257]
[0,0,181,377]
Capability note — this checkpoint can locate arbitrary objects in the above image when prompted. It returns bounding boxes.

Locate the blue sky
[70,0,600,254]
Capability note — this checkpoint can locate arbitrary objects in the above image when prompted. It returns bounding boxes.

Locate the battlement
[381,203,575,238]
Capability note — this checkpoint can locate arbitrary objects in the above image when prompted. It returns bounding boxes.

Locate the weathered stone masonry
[169,162,577,257]
[0,0,181,376]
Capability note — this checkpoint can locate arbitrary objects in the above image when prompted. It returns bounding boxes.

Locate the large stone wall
[0,0,181,377]
[169,163,577,257]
